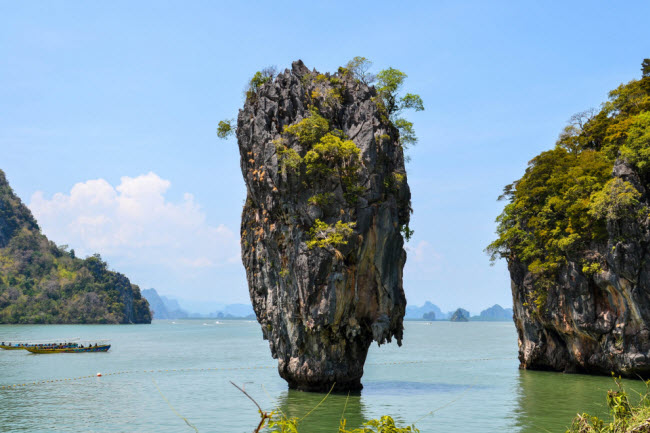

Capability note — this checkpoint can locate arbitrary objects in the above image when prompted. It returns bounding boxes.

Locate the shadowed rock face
[511,160,650,378]
[237,61,411,391]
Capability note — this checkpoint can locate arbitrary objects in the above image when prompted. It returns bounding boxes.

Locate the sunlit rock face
[511,161,650,378]
[236,61,411,391]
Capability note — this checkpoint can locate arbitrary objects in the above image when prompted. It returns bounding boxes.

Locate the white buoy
[96,372,102,377]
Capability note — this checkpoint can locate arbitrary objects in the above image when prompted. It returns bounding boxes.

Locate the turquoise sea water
[0,320,644,432]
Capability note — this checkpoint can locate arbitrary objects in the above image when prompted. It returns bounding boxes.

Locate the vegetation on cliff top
[0,170,151,324]
[487,59,650,309]
[218,57,422,247]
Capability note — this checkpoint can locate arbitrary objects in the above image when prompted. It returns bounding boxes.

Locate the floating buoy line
[0,357,515,390]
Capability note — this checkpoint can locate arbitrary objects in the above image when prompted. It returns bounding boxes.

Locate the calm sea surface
[0,320,644,433]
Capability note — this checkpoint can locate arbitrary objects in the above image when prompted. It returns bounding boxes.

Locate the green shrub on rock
[589,178,641,221]
[284,108,330,146]
[307,220,356,249]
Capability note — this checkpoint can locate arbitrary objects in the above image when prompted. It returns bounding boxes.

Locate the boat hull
[0,345,25,350]
[24,345,111,354]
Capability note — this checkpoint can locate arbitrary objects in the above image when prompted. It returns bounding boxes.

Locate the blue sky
[2,1,649,314]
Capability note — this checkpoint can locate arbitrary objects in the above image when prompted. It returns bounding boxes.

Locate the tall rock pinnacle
[236,60,411,391]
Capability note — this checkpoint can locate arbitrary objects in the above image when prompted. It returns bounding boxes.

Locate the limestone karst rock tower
[489,61,650,378]
[236,61,411,391]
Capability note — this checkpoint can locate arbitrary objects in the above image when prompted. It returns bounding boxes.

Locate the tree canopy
[0,170,151,324]
[487,60,650,306]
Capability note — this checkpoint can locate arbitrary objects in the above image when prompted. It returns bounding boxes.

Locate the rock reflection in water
[514,369,647,433]
[363,380,479,396]
[274,389,366,433]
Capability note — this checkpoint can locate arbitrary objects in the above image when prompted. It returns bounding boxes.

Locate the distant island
[0,169,151,324]
[450,308,470,322]
[141,288,188,319]
[140,292,514,322]
[405,302,513,322]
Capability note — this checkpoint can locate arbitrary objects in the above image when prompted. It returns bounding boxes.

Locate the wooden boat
[24,343,110,354]
[0,343,26,350]
[1,338,80,351]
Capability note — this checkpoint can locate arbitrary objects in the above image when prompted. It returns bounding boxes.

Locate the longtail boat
[24,341,110,354]
[0,343,26,350]
[1,338,80,351]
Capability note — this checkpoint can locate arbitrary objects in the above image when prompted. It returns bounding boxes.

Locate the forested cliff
[489,60,650,376]
[0,170,151,324]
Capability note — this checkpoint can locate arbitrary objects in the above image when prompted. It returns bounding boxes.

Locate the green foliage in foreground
[0,170,150,324]
[266,414,419,433]
[232,381,419,433]
[487,59,650,309]
[566,377,650,433]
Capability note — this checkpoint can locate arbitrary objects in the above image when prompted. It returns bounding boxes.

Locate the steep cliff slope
[0,170,151,324]
[141,288,188,319]
[489,61,650,376]
[235,60,414,391]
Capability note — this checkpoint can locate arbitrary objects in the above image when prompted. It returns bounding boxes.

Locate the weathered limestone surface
[237,61,411,391]
[511,160,650,377]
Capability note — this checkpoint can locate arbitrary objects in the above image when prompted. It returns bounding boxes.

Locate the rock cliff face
[491,65,650,378]
[511,160,650,377]
[237,61,411,391]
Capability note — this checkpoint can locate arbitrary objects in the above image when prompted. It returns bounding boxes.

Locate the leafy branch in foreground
[566,376,650,433]
[230,381,419,433]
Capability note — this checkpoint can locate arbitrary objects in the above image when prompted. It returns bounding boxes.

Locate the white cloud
[29,172,240,271]
[405,240,443,276]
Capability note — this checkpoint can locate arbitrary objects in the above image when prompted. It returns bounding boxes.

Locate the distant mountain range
[142,290,511,322]
[141,289,255,320]
[405,301,449,320]
[405,302,513,322]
